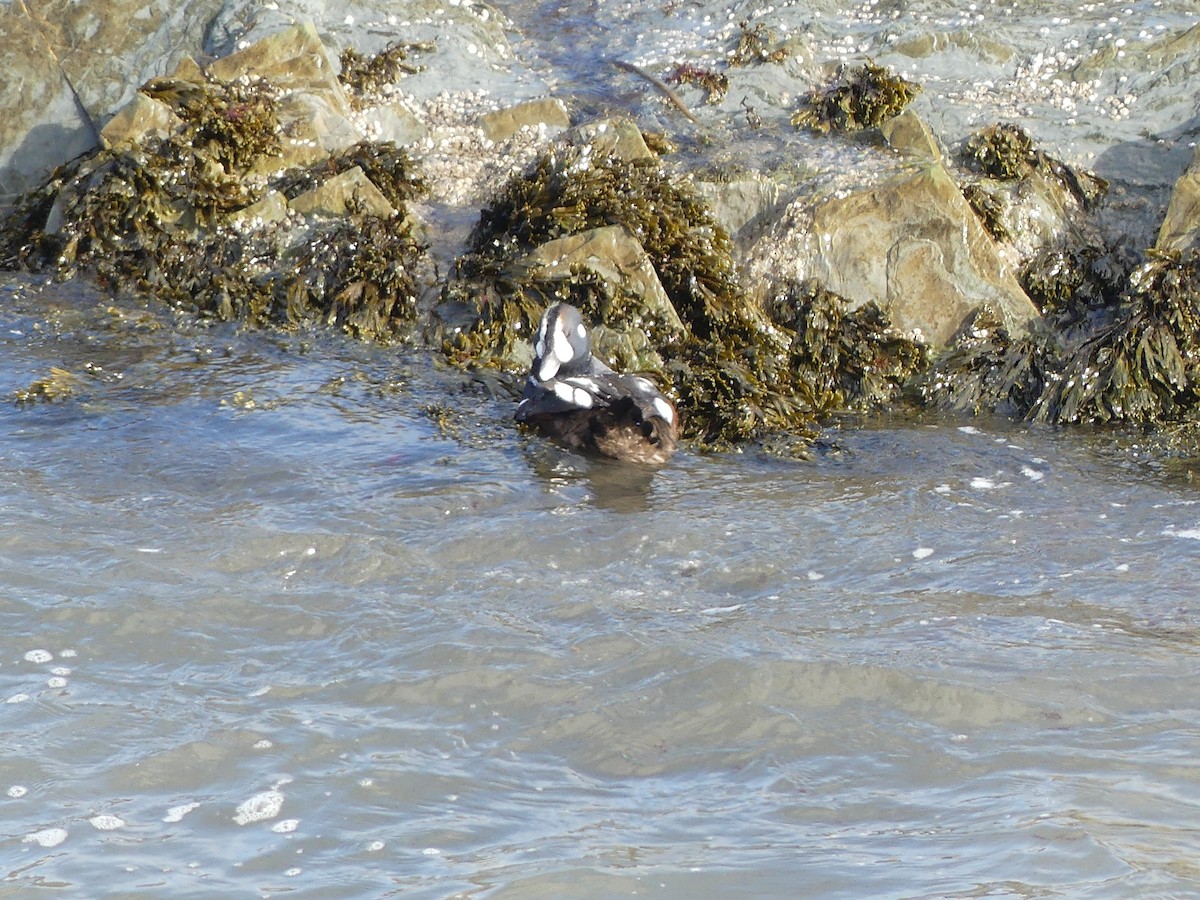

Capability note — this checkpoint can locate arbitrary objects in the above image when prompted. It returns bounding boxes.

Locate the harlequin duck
[515,303,679,465]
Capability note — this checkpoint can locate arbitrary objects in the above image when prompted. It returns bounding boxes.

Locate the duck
[515,303,679,465]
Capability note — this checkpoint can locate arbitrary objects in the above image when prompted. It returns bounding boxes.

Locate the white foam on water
[7,785,27,798]
[23,649,52,664]
[1163,527,1200,540]
[272,818,300,833]
[1021,466,1045,481]
[6,694,30,704]
[23,827,67,848]
[89,815,125,831]
[233,790,285,825]
[163,802,200,823]
[913,547,934,560]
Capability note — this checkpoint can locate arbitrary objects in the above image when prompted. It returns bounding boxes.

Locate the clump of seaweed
[338,40,436,105]
[964,122,1035,180]
[962,182,1010,242]
[273,140,428,208]
[918,307,1059,417]
[1020,244,1126,331]
[771,280,928,411]
[285,214,428,340]
[1032,252,1200,426]
[964,122,1109,209]
[669,64,729,105]
[141,75,282,174]
[791,62,920,134]
[729,20,790,66]
[1,72,429,342]
[12,367,82,405]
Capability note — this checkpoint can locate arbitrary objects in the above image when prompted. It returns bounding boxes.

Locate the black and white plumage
[516,303,679,465]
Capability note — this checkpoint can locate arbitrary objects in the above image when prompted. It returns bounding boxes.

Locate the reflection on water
[2,276,1200,896]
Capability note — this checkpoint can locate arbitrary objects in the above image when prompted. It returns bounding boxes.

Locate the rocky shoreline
[3,2,1200,457]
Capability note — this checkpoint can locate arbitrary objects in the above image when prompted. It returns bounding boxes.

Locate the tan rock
[229,190,289,227]
[1155,146,1200,254]
[878,109,943,163]
[569,118,654,162]
[480,98,570,143]
[288,166,395,219]
[754,162,1040,348]
[207,23,348,106]
[99,93,183,149]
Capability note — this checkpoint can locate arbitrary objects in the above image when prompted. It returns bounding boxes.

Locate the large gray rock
[1155,146,1200,254]
[0,0,221,203]
[750,162,1041,348]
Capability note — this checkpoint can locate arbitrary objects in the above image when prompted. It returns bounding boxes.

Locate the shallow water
[3,273,1200,897]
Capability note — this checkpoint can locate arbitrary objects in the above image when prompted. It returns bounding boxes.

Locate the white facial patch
[576,323,587,338]
[538,354,560,381]
[551,320,575,363]
[651,396,675,424]
[553,380,593,409]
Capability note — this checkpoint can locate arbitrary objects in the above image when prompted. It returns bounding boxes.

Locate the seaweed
[1032,252,1200,426]
[964,122,1035,180]
[669,64,729,105]
[338,40,436,105]
[919,307,1059,417]
[272,140,428,208]
[964,122,1109,208]
[1,72,429,342]
[791,62,920,134]
[772,280,928,411]
[1020,244,1126,329]
[141,75,281,174]
[729,20,790,67]
[962,182,1010,242]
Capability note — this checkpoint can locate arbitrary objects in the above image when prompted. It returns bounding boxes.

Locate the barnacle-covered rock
[0,32,430,343]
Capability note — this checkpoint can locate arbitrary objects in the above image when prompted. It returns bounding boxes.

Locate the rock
[694,176,783,247]
[0,0,218,202]
[0,9,98,201]
[569,118,655,162]
[288,166,396,218]
[878,109,943,163]
[229,190,290,227]
[480,98,570,143]
[207,22,347,104]
[752,162,1040,348]
[368,102,429,147]
[207,22,362,174]
[99,93,183,149]
[1155,146,1200,254]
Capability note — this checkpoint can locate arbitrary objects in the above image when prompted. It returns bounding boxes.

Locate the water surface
[2,275,1200,897]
